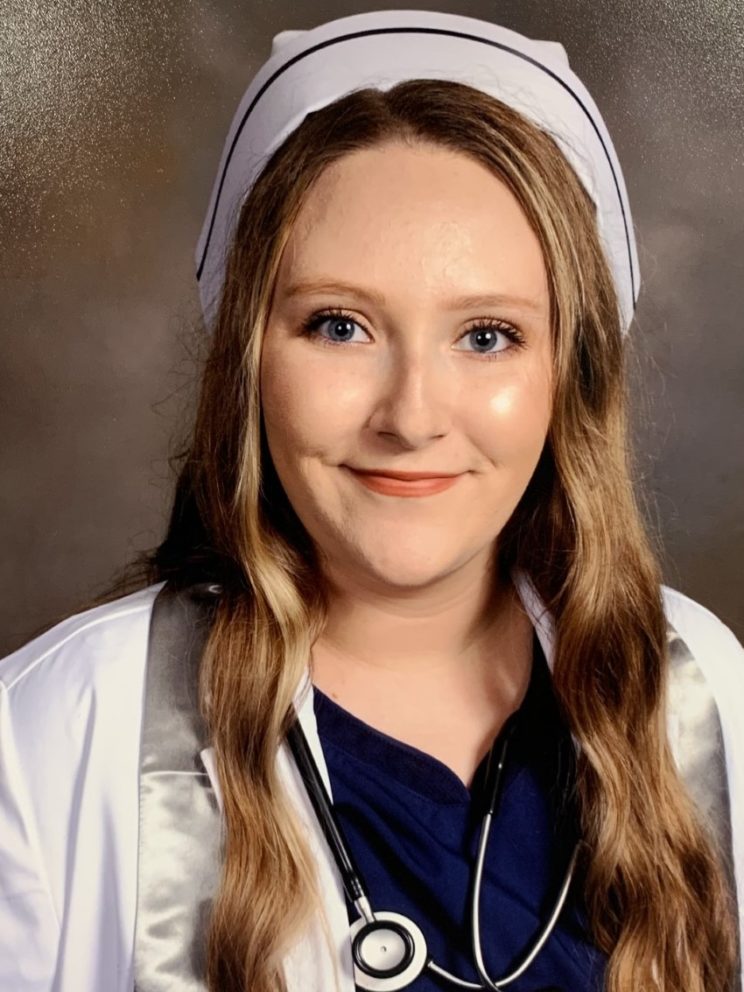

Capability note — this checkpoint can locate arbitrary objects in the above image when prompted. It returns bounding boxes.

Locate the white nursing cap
[196,9,640,335]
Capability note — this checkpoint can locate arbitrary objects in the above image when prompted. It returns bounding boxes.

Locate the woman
[0,9,741,992]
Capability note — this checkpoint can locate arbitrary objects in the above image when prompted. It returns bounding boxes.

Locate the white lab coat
[1,577,742,991]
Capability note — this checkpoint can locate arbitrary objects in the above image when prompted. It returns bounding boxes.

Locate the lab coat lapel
[133,582,223,992]
[513,569,557,673]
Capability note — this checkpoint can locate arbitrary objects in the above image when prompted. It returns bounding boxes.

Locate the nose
[368,343,453,448]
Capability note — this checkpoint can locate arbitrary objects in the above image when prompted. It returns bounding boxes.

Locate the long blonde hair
[89,80,738,991]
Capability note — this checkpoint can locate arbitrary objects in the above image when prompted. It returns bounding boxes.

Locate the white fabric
[0,578,742,990]
[195,9,640,335]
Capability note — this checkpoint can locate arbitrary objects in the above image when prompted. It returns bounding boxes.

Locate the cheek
[260,347,363,461]
[474,366,552,464]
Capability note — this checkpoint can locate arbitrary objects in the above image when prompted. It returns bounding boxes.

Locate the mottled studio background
[1,0,742,654]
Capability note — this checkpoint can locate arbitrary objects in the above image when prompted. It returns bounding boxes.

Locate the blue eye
[462,320,524,356]
[300,307,525,359]
[302,310,368,345]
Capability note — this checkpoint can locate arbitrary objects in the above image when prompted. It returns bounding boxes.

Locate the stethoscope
[286,700,583,992]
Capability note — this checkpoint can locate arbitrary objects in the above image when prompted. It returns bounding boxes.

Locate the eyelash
[299,307,525,360]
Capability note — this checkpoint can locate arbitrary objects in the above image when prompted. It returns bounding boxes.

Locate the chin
[346,543,468,590]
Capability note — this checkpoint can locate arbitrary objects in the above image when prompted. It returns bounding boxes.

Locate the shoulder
[661,584,744,694]
[660,585,744,795]
[0,580,166,794]
[661,588,744,954]
[0,579,166,825]
[0,581,166,958]
[0,581,165,843]
[0,580,165,699]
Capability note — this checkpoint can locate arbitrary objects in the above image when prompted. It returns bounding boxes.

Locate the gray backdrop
[1,0,742,655]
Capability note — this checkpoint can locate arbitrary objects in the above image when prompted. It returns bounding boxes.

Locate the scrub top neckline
[312,629,553,806]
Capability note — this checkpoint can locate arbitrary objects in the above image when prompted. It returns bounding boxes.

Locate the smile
[345,467,463,497]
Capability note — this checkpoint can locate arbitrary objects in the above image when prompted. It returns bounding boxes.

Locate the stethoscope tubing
[287,715,368,904]
[286,704,580,991]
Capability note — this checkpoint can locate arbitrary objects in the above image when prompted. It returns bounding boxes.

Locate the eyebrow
[282,278,545,315]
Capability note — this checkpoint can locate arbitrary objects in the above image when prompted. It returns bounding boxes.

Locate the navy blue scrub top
[313,632,608,992]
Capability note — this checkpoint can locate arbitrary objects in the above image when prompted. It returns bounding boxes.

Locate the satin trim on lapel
[666,624,741,989]
[133,582,223,991]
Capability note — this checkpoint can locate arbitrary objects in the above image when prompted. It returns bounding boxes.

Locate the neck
[309,553,535,787]
[312,551,524,680]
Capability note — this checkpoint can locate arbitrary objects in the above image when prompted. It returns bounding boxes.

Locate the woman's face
[261,140,553,592]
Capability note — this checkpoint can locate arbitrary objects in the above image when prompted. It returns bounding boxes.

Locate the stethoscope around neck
[286,702,582,992]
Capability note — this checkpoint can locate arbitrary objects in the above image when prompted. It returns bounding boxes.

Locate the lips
[345,466,463,497]
[348,468,461,480]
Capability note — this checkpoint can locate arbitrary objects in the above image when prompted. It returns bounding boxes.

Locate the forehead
[276,141,549,311]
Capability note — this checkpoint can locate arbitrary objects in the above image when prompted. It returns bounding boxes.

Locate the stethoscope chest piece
[350,911,428,991]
